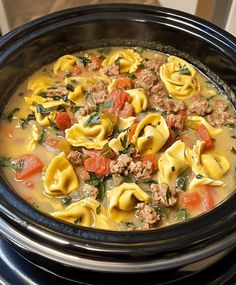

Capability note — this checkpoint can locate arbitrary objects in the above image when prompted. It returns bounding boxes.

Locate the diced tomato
[116,76,133,89]
[127,122,138,142]
[15,154,43,180]
[72,65,82,75]
[55,112,71,131]
[119,102,134,118]
[25,180,35,189]
[197,124,213,150]
[84,156,111,177]
[201,185,215,211]
[141,154,158,170]
[181,192,202,209]
[106,89,130,115]
[79,168,90,180]
[165,119,176,147]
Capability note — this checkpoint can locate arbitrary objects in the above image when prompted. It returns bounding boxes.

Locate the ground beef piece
[67,151,83,166]
[173,101,186,113]
[167,113,186,132]
[128,160,153,182]
[151,183,179,207]
[188,94,212,116]
[110,154,132,176]
[47,85,68,97]
[206,111,236,127]
[215,99,228,112]
[144,57,165,73]
[135,203,160,229]
[150,97,175,112]
[77,103,95,116]
[149,80,168,97]
[102,63,120,77]
[83,184,99,199]
[88,56,101,71]
[89,80,108,103]
[134,69,157,90]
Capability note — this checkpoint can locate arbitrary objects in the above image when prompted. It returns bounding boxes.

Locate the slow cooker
[0,4,235,284]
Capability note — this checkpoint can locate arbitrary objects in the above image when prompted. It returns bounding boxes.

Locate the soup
[0,47,235,231]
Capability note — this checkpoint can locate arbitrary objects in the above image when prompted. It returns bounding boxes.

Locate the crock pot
[0,4,235,282]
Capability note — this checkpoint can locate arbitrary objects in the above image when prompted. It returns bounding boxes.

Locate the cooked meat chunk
[150,97,175,112]
[89,80,108,103]
[188,94,212,116]
[110,154,132,176]
[134,69,157,90]
[135,203,160,229]
[173,101,186,113]
[83,184,99,199]
[144,57,165,74]
[88,56,101,71]
[206,111,236,127]
[167,113,186,132]
[102,63,120,77]
[215,99,228,112]
[77,103,95,116]
[46,85,68,97]
[67,151,83,166]
[151,183,179,207]
[149,81,168,97]
[128,160,153,182]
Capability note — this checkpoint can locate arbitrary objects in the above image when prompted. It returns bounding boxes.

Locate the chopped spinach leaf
[152,204,166,219]
[125,73,137,80]
[5,108,20,122]
[175,208,190,221]
[96,205,101,214]
[84,112,100,127]
[114,57,122,65]
[85,172,106,201]
[34,103,52,115]
[206,95,218,101]
[38,128,46,144]
[74,217,82,224]
[19,113,36,129]
[225,123,236,128]
[176,176,186,191]
[119,143,135,155]
[230,147,236,154]
[97,47,111,56]
[120,134,128,149]
[62,196,72,206]
[176,64,191,75]
[0,156,12,167]
[66,83,74,92]
[166,189,171,205]
[12,160,24,172]
[78,56,91,66]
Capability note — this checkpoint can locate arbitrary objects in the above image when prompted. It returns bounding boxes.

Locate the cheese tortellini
[51,198,110,229]
[107,183,151,222]
[27,75,55,95]
[65,114,113,149]
[160,56,201,99]
[53,54,77,74]
[68,86,84,105]
[126,88,148,114]
[132,113,169,155]
[43,152,79,196]
[102,48,143,73]
[187,116,222,137]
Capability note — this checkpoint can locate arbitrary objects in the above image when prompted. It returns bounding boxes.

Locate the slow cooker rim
[0,3,236,249]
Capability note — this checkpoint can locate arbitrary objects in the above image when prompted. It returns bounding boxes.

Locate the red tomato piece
[106,89,130,115]
[88,55,101,71]
[197,124,213,150]
[55,112,71,131]
[15,154,43,180]
[181,192,202,209]
[141,154,158,170]
[72,65,82,75]
[201,185,215,211]
[116,76,133,89]
[127,122,138,142]
[119,102,134,118]
[84,156,111,177]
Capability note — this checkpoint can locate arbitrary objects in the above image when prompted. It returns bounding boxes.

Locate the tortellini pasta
[187,116,222,137]
[102,49,143,73]
[68,86,84,105]
[27,75,55,95]
[53,54,77,74]
[126,88,148,114]
[160,56,201,99]
[28,124,40,151]
[107,183,151,222]
[51,198,110,229]
[43,152,79,196]
[132,113,169,155]
[158,140,189,184]
[201,153,230,179]
[65,114,113,149]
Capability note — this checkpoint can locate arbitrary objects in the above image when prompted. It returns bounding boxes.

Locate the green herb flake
[177,64,191,75]
[84,112,100,127]
[38,128,46,144]
[74,217,82,224]
[78,56,91,67]
[230,147,236,154]
[62,196,72,206]
[120,134,128,149]
[176,176,186,191]
[225,123,236,128]
[114,57,122,65]
[0,157,12,167]
[175,208,190,221]
[12,160,24,172]
[19,113,36,129]
[66,83,74,92]
[85,172,106,201]
[34,103,52,115]
[5,108,20,122]
[98,48,111,56]
[96,205,101,215]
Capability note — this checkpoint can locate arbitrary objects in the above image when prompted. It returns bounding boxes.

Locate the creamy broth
[0,47,235,231]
